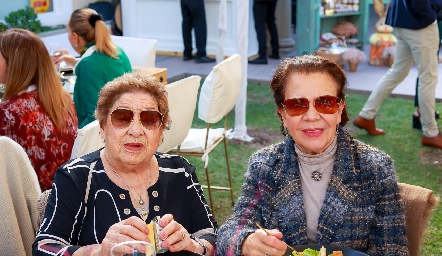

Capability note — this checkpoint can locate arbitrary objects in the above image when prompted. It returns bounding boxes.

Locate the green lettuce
[302,248,320,256]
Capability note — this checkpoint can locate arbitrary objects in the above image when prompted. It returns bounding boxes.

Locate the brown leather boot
[353,115,385,136]
[422,133,442,149]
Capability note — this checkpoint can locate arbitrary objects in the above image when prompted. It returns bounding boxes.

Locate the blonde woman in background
[0,28,78,191]
[54,8,132,128]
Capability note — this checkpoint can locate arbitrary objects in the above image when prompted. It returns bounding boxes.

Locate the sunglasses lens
[283,98,309,116]
[111,109,133,129]
[140,111,163,130]
[315,96,341,114]
[282,96,341,117]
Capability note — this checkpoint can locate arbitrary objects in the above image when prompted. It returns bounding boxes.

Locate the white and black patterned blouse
[33,150,217,255]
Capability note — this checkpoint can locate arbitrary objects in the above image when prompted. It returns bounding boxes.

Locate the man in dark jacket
[412,0,442,130]
[354,0,442,148]
[180,0,215,63]
[249,0,280,64]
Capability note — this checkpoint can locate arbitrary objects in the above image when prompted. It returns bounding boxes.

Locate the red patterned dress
[0,88,78,191]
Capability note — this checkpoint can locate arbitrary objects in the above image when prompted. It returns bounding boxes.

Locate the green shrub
[4,6,42,33]
[0,22,8,33]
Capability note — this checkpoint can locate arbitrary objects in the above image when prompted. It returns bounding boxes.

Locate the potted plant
[382,46,396,67]
[342,47,366,72]
[4,6,43,33]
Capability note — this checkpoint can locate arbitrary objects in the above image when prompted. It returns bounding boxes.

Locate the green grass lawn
[184,82,442,254]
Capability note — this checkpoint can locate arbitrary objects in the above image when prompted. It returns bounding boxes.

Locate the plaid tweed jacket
[216,127,409,256]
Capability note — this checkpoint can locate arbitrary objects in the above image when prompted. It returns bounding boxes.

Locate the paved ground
[156,44,442,101]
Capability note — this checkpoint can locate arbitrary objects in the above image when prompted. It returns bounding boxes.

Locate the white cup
[110,241,156,256]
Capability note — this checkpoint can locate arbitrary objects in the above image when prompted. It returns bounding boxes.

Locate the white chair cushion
[111,36,157,67]
[178,128,231,153]
[70,120,104,159]
[157,76,201,153]
[198,54,242,123]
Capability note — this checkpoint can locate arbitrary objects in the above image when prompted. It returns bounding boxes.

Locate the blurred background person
[217,55,408,256]
[180,0,215,63]
[0,136,41,256]
[0,28,78,191]
[33,73,217,256]
[248,0,280,65]
[354,0,440,148]
[54,8,132,128]
[412,0,442,130]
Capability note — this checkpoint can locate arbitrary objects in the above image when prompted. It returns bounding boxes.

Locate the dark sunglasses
[110,108,163,130]
[282,95,342,117]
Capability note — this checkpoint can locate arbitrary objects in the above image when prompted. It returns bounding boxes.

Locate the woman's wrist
[66,56,78,66]
[72,244,101,256]
[241,233,254,256]
[191,236,207,255]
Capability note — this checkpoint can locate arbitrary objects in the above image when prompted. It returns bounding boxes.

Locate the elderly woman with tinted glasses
[33,73,217,256]
[216,55,409,256]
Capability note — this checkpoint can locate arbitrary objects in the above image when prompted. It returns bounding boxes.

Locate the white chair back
[157,76,201,153]
[170,55,242,215]
[0,136,41,255]
[198,54,242,123]
[111,35,157,67]
[70,120,104,159]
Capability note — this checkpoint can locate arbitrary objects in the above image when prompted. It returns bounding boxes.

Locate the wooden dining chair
[37,189,52,228]
[398,182,438,256]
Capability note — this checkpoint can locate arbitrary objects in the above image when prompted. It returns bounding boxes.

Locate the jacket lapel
[316,128,358,244]
[272,138,308,245]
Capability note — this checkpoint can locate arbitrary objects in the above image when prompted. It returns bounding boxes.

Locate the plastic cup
[110,241,156,256]
[49,43,61,75]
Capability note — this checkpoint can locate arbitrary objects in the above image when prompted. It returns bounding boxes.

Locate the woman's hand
[53,49,78,67]
[157,214,200,253]
[241,229,287,256]
[99,216,150,256]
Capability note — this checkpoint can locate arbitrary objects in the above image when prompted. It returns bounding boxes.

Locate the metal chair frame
[174,116,235,217]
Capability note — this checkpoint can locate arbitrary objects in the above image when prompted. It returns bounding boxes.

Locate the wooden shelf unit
[296,0,369,55]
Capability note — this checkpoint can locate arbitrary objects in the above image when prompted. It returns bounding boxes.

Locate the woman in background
[54,8,132,128]
[0,29,78,191]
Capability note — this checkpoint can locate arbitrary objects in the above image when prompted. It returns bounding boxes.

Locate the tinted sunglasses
[282,95,342,116]
[110,108,163,130]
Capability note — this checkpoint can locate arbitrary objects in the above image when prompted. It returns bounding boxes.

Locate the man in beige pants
[354,0,441,149]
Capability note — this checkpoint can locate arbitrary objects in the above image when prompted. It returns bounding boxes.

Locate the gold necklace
[105,154,152,207]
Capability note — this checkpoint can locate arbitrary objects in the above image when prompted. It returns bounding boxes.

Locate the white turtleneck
[295,136,337,243]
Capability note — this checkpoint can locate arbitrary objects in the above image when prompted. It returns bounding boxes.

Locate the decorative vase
[349,61,359,72]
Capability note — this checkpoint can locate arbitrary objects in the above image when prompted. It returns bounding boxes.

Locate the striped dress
[33,150,217,255]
